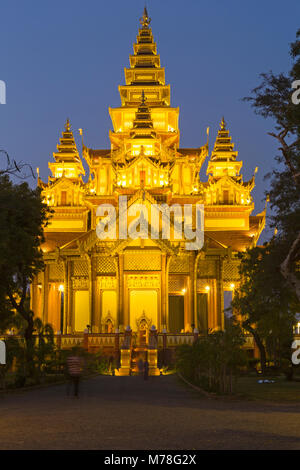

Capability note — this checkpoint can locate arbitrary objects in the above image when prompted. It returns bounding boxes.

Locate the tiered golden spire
[132,92,153,128]
[49,118,84,179]
[118,7,171,107]
[211,117,237,162]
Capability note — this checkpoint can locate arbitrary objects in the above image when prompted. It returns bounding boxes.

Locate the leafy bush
[176,324,247,394]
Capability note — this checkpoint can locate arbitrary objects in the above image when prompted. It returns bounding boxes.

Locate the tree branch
[280,231,300,302]
[267,131,299,184]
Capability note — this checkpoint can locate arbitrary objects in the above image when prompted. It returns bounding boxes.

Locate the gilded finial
[140,6,151,28]
[220,116,226,130]
[65,118,71,132]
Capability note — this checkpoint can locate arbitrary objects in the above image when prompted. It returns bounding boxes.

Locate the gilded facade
[32,9,265,335]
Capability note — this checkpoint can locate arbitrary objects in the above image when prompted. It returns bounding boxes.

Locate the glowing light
[182,288,186,294]
[58,284,64,293]
[230,283,235,290]
[205,285,210,291]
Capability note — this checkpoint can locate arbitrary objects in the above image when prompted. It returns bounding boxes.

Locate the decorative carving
[223,260,240,281]
[127,274,160,289]
[49,262,64,281]
[101,313,115,333]
[124,251,161,271]
[72,276,89,290]
[135,311,152,330]
[73,261,89,277]
[168,276,185,292]
[169,255,189,273]
[197,259,217,277]
[96,256,116,274]
[98,276,117,289]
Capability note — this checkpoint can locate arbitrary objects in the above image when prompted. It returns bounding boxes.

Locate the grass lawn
[235,375,300,402]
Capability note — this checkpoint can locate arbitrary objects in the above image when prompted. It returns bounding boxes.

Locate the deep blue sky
[1,0,299,240]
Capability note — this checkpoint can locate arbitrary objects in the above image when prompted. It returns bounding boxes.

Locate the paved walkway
[0,375,300,450]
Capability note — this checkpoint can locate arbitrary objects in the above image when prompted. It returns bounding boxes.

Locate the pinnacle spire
[55,119,81,163]
[220,116,226,130]
[210,118,238,163]
[65,117,71,132]
[140,6,151,28]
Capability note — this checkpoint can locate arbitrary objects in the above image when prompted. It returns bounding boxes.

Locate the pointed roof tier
[207,118,242,178]
[211,117,238,161]
[119,7,170,106]
[49,119,85,179]
[109,7,179,143]
[130,91,156,139]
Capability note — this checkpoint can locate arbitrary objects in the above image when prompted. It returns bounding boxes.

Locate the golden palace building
[32,9,265,337]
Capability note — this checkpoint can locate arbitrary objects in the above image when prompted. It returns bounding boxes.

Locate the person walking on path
[137,357,144,378]
[143,357,149,381]
[66,350,83,397]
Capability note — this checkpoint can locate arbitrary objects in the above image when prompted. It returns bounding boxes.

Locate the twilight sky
[1,0,299,241]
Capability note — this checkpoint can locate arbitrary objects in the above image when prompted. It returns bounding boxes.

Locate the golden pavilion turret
[49,118,84,180]
[32,9,265,348]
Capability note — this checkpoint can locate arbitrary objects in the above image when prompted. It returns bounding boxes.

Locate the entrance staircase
[130,330,148,375]
[115,329,160,376]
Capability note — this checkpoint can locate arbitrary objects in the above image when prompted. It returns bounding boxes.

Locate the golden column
[86,254,94,330]
[165,255,172,331]
[217,257,225,330]
[188,252,195,330]
[90,256,97,332]
[67,260,73,333]
[63,259,68,334]
[118,253,124,330]
[193,252,202,331]
[43,264,49,324]
[161,253,167,330]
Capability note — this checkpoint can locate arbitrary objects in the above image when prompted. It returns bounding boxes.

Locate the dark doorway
[197,293,208,333]
[168,295,184,333]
